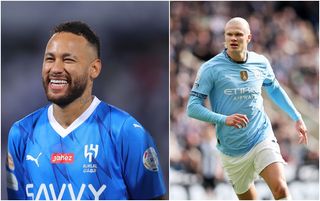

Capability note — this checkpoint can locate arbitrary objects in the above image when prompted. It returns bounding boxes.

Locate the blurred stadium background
[1,2,169,199]
[170,1,319,200]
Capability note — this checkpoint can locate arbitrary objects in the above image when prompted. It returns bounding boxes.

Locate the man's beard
[42,74,88,107]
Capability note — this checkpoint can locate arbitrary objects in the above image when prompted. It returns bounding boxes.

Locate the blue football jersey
[191,50,277,156]
[6,97,166,200]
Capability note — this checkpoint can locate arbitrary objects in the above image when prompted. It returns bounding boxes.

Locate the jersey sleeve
[187,95,227,125]
[261,56,301,121]
[262,56,276,86]
[7,123,28,199]
[191,63,214,96]
[264,79,301,121]
[120,117,166,199]
[188,63,227,124]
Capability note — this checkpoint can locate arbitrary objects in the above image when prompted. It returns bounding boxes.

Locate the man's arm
[7,124,28,199]
[264,79,308,144]
[187,92,249,128]
[120,117,166,199]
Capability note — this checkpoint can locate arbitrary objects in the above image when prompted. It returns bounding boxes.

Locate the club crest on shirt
[83,144,99,173]
[143,147,159,172]
[240,70,248,81]
[253,69,262,79]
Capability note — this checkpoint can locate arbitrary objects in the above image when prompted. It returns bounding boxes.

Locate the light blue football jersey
[191,50,279,156]
[6,97,166,200]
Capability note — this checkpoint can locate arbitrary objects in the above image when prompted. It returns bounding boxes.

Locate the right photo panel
[170,1,319,200]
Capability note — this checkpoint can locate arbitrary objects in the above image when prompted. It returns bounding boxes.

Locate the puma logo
[133,123,142,129]
[26,153,42,167]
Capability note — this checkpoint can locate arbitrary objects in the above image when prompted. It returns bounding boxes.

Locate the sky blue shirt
[7,97,166,200]
[188,49,301,156]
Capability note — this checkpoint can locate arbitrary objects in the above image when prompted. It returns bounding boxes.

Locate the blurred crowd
[170,1,319,199]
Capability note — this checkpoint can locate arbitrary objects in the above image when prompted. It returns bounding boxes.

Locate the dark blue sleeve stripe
[262,82,273,87]
[190,91,207,99]
[263,79,275,87]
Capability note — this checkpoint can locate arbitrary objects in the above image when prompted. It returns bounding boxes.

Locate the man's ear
[90,59,101,80]
[247,34,252,43]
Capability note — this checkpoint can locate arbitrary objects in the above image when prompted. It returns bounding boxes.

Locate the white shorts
[219,136,286,194]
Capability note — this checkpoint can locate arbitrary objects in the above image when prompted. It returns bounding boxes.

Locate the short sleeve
[120,117,166,199]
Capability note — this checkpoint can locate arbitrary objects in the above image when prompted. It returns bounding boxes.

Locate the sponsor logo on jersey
[224,87,261,101]
[143,147,159,172]
[240,70,248,81]
[7,152,15,171]
[26,152,42,167]
[26,183,106,200]
[224,87,261,95]
[51,153,74,164]
[7,171,18,191]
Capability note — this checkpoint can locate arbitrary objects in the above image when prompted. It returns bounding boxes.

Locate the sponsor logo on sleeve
[7,171,18,191]
[143,147,159,172]
[7,153,15,171]
[51,153,74,164]
[194,72,200,88]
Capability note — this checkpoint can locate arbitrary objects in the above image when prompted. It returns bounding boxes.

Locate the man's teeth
[50,80,68,84]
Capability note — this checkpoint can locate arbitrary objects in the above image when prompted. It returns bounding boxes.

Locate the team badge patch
[143,147,159,172]
[240,71,248,81]
[7,153,15,171]
[253,69,262,79]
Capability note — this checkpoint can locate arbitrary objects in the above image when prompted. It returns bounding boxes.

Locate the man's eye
[64,58,75,63]
[45,57,54,62]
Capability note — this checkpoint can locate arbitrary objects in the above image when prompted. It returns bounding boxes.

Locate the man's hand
[295,119,308,144]
[225,113,249,129]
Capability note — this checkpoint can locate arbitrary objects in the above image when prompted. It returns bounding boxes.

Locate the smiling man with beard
[6,21,166,200]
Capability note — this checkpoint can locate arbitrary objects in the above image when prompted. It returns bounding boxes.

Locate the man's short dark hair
[53,21,100,58]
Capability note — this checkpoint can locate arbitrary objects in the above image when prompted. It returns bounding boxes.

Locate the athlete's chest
[25,123,112,171]
[214,64,265,88]
[211,64,267,103]
[23,122,126,199]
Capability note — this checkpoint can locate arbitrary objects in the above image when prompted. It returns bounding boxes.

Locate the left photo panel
[1,1,169,200]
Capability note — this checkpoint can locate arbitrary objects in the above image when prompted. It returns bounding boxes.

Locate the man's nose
[51,60,64,73]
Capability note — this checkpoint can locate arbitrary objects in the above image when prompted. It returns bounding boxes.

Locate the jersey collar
[48,96,101,138]
[224,49,248,64]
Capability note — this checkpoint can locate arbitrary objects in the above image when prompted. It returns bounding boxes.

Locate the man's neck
[52,95,94,129]
[226,49,247,63]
